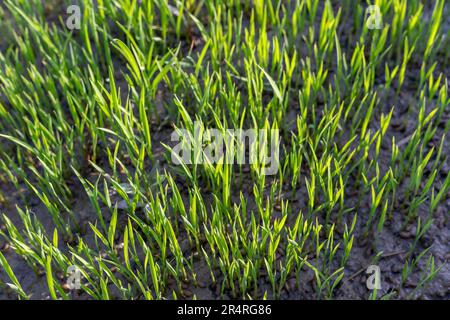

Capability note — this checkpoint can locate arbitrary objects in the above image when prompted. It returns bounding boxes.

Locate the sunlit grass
[0,0,448,300]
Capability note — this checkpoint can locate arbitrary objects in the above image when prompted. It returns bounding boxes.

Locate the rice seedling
[0,0,448,301]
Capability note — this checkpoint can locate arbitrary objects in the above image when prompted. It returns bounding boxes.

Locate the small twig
[344,250,406,283]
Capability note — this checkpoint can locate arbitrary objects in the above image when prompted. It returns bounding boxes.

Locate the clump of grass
[0,0,448,300]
